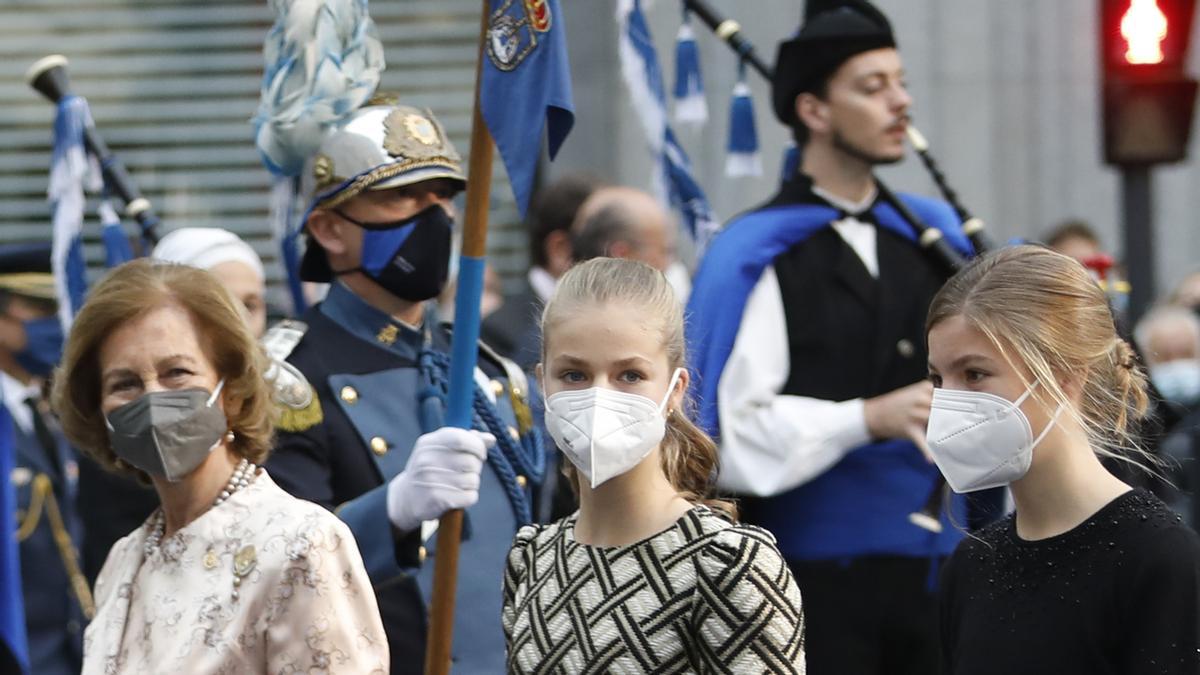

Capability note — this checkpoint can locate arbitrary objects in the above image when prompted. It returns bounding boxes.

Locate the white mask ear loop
[1011,378,1040,408]
[658,368,684,413]
[1013,379,1064,450]
[206,378,227,407]
[1030,403,1065,450]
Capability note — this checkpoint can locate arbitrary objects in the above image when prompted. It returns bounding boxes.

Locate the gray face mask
[105,380,228,482]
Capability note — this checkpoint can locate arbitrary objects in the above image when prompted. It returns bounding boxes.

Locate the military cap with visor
[299,102,467,282]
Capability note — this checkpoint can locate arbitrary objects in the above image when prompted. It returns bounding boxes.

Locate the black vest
[771,210,947,401]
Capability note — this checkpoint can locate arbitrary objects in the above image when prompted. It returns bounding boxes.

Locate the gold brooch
[232,545,257,601]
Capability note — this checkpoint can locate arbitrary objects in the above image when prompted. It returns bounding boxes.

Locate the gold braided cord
[16,474,95,619]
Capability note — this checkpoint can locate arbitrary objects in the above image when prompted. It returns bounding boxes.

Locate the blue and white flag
[480,0,575,217]
[617,0,720,249]
[48,95,99,331]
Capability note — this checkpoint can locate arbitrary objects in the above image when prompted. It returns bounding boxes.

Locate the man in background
[571,185,677,275]
[481,173,602,370]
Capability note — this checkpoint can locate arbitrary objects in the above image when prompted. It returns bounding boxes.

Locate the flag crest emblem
[487,0,553,70]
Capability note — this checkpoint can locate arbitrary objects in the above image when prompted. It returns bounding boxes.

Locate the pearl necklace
[144,458,258,557]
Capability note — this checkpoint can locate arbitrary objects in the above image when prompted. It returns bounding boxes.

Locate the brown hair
[51,259,274,480]
[541,257,736,518]
[927,245,1151,465]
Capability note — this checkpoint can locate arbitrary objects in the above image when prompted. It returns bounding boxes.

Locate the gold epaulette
[477,340,534,435]
[277,388,323,432]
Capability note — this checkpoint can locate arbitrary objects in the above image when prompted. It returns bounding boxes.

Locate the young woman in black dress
[927,245,1200,675]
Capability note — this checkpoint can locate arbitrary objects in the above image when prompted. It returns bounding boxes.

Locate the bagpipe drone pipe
[26,54,162,245]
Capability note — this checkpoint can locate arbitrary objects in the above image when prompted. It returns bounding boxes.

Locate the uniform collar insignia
[320,283,425,359]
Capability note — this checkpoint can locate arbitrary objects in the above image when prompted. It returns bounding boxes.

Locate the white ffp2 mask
[544,368,683,489]
[926,382,1060,493]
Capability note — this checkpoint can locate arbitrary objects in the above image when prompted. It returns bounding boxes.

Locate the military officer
[0,242,89,675]
[266,102,543,674]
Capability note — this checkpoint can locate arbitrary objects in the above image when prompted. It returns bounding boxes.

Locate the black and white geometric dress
[502,505,806,673]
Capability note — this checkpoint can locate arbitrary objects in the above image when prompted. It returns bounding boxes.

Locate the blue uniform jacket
[267,283,542,674]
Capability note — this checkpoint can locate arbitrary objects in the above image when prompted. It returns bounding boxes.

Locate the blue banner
[480,0,576,216]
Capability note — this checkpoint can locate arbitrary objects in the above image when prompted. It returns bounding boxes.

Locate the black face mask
[333,204,453,302]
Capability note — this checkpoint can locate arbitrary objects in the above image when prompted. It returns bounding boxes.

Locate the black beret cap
[772,0,896,127]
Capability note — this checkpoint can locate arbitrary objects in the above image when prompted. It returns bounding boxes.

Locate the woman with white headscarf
[152,228,268,337]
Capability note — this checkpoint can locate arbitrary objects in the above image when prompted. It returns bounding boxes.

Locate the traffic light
[1100,0,1198,164]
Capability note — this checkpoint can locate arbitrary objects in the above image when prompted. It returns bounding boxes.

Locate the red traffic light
[1101,0,1196,70]
[1100,0,1199,164]
[1121,0,1168,64]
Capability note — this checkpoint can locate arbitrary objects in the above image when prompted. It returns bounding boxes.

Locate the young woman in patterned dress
[501,257,806,673]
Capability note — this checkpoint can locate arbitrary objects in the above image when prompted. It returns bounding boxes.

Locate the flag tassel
[725,60,762,177]
[672,10,707,126]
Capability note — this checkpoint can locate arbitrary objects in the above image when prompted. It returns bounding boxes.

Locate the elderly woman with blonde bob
[53,259,387,674]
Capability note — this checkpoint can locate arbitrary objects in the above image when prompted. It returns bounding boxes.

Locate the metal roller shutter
[0,0,523,311]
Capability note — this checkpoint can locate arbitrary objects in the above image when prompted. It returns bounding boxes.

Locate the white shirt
[527,266,557,305]
[0,371,39,435]
[715,186,881,498]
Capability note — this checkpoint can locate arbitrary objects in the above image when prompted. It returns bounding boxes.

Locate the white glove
[386,427,495,533]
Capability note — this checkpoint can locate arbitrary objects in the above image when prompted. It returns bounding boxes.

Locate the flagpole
[425,1,494,673]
